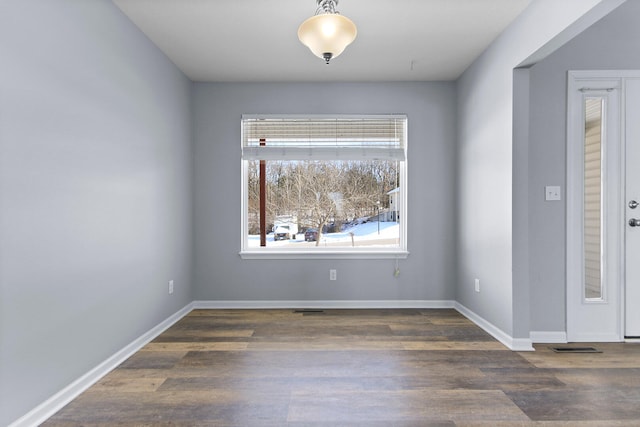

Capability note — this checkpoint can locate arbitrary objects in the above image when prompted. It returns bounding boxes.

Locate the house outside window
[240,115,408,259]
[387,187,400,222]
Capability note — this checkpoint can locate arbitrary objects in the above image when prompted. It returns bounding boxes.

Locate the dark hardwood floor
[43,309,640,426]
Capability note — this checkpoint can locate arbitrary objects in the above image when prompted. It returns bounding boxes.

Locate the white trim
[454,302,534,351]
[509,339,535,352]
[11,299,541,426]
[192,300,455,310]
[239,250,410,260]
[568,331,623,342]
[192,301,536,353]
[530,331,568,343]
[9,303,194,427]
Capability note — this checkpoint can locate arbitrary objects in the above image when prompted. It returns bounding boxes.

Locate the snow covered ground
[248,221,400,248]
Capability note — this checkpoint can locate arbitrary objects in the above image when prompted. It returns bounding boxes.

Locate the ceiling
[113,0,532,83]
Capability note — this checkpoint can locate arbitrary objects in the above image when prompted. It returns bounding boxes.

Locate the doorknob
[630,200,639,209]
[630,218,640,227]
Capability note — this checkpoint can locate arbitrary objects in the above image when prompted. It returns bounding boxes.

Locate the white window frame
[240,114,409,260]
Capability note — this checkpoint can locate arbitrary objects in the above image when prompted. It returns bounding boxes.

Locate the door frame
[566,70,629,342]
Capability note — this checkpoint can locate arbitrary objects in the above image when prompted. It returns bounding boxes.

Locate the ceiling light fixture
[297,0,357,64]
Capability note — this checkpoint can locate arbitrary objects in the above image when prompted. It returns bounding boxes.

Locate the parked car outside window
[304,228,318,242]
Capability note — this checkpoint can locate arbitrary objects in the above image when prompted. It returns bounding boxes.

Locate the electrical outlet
[169,280,174,294]
[329,269,337,281]
[474,278,480,293]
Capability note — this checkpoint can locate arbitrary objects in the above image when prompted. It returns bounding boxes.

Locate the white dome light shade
[298,13,357,63]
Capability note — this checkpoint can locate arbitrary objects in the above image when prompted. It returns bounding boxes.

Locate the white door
[625,78,640,337]
[567,74,623,342]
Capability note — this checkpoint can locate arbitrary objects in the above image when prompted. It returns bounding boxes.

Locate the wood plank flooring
[43,309,640,426]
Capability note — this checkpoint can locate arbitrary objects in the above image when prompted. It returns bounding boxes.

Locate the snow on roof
[387,187,400,195]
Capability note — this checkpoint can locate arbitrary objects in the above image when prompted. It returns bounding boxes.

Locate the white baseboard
[454,302,535,352]
[192,300,536,351]
[9,302,194,427]
[530,331,568,343]
[11,299,537,426]
[192,299,456,309]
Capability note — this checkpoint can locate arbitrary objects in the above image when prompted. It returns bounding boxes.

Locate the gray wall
[528,0,640,333]
[0,1,193,425]
[192,82,457,302]
[0,0,626,424]
[456,0,615,339]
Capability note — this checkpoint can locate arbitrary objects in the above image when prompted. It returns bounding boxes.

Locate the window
[240,115,408,259]
[583,97,604,300]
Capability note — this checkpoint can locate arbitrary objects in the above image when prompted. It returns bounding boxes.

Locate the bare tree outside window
[247,160,399,248]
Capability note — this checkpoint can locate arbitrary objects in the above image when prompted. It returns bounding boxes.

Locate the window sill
[239,250,409,260]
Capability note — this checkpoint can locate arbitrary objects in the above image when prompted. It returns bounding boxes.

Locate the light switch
[545,186,561,201]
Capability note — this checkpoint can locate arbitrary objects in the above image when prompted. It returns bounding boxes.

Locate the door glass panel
[584,97,604,300]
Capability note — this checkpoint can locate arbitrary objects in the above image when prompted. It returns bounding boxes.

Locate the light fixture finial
[297,0,357,64]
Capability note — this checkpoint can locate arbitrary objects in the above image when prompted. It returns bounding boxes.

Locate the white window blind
[242,115,407,161]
